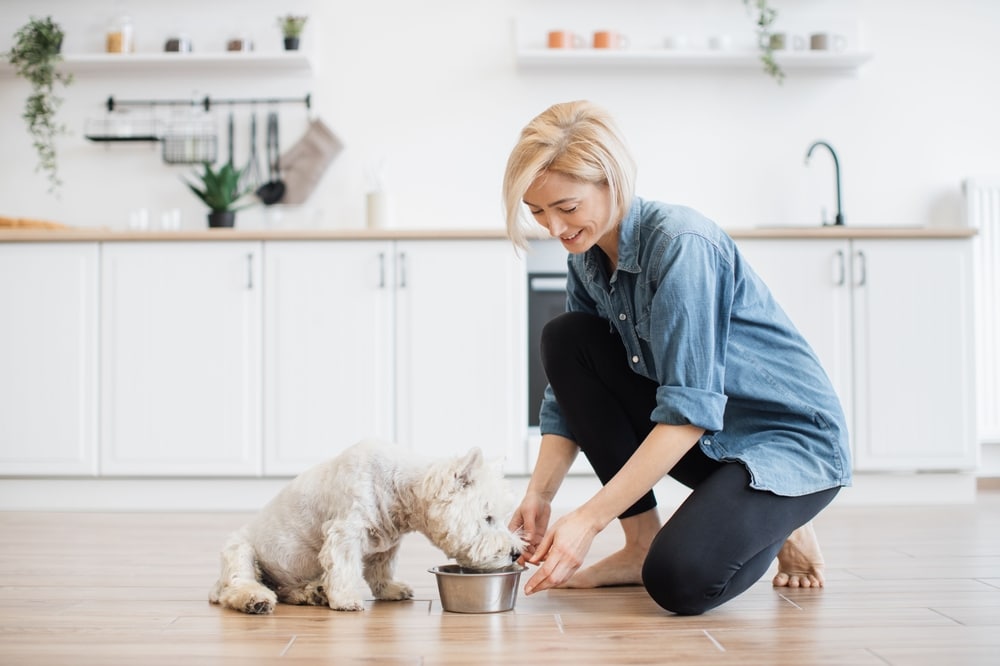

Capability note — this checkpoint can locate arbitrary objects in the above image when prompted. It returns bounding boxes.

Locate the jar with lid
[106,15,135,53]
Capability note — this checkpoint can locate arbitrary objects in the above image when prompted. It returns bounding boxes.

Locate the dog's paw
[374,581,414,601]
[245,597,275,615]
[329,597,366,612]
[217,580,277,615]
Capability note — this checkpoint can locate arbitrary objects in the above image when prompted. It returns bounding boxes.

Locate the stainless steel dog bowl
[428,564,525,613]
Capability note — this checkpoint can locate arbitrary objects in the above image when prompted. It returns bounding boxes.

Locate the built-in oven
[526,240,569,427]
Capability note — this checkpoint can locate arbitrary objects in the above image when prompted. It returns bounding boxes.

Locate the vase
[283,37,300,51]
[207,211,235,228]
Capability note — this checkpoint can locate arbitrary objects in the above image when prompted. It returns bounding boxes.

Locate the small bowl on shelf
[428,564,525,613]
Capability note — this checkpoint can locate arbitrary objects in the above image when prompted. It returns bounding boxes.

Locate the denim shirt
[538,197,852,496]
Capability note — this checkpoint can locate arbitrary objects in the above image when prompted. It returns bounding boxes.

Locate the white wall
[1,0,998,231]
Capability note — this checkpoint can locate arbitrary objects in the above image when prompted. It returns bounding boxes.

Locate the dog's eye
[485,515,495,525]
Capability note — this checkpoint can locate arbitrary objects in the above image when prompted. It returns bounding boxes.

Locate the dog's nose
[510,548,521,563]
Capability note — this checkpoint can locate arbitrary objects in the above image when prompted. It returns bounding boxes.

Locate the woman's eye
[560,206,578,214]
[529,209,543,216]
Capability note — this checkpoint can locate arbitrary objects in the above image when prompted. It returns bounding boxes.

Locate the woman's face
[523,170,615,255]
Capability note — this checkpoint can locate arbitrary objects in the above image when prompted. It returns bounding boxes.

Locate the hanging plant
[744,0,783,83]
[5,16,73,193]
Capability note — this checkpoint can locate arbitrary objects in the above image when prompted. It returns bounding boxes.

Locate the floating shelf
[515,49,873,74]
[0,51,314,77]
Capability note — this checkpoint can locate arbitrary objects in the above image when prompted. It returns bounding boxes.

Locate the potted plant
[184,162,255,228]
[744,0,783,83]
[5,16,73,193]
[277,14,307,50]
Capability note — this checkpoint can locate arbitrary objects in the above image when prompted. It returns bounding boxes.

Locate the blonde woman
[504,100,851,615]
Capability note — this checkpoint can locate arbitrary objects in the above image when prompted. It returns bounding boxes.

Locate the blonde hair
[502,100,636,250]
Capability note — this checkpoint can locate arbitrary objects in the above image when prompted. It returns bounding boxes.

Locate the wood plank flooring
[1,491,998,665]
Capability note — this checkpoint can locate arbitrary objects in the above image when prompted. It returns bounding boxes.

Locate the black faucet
[805,140,844,226]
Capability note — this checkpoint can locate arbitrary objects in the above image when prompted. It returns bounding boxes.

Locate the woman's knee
[539,312,606,373]
[641,549,721,616]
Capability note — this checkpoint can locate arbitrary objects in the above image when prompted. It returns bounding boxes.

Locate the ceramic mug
[547,30,585,49]
[769,32,806,51]
[593,30,629,50]
[810,32,847,52]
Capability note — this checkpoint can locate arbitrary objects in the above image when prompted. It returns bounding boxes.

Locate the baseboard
[0,471,978,512]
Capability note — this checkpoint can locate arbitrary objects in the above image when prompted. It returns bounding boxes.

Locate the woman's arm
[509,434,579,559]
[523,422,704,594]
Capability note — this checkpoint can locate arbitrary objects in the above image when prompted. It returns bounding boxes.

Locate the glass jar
[106,15,134,53]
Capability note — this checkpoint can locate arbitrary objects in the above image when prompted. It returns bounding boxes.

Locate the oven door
[527,273,567,426]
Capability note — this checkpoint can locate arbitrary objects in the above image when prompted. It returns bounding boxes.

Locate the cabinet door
[0,243,98,475]
[735,239,854,434]
[263,241,395,475]
[851,239,976,470]
[101,242,262,475]
[394,241,527,472]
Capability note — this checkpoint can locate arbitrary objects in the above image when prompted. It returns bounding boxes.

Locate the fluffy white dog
[209,438,523,614]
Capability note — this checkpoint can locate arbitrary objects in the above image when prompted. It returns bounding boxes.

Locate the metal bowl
[428,564,525,613]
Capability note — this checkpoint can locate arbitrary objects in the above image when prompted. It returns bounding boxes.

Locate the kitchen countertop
[0,226,977,242]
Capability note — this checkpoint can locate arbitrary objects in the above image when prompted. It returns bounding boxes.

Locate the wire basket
[161,115,219,164]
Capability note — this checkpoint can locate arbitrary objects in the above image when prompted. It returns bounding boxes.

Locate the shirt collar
[584,197,642,281]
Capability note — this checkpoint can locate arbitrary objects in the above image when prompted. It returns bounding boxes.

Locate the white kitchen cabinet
[263,241,394,475]
[737,237,976,471]
[100,242,262,475]
[264,239,527,475]
[0,243,99,475]
[394,240,527,471]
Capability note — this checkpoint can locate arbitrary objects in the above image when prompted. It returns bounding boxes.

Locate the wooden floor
[1,492,999,665]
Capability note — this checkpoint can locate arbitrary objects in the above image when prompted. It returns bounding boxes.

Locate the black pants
[540,312,839,615]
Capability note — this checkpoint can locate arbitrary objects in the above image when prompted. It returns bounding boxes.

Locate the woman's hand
[523,508,600,594]
[508,492,552,564]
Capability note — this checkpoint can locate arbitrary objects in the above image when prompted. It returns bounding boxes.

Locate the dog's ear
[454,447,484,489]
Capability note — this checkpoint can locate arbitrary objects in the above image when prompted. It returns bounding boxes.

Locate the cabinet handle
[246,253,254,290]
[833,249,846,286]
[397,252,407,288]
[854,250,867,287]
[378,252,386,289]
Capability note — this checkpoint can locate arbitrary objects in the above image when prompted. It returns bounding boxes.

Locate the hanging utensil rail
[104,93,311,113]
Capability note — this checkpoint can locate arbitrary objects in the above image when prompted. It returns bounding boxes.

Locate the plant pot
[283,37,300,51]
[207,211,235,228]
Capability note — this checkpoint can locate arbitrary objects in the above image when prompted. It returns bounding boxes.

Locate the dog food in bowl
[428,564,525,613]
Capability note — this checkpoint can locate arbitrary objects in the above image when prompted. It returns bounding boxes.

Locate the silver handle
[530,276,568,292]
[397,252,407,288]
[246,253,254,290]
[854,250,867,287]
[378,252,386,289]
[832,250,845,287]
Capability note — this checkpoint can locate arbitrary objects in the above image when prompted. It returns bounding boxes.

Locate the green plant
[5,16,73,193]
[277,14,308,38]
[744,0,783,83]
[184,162,255,212]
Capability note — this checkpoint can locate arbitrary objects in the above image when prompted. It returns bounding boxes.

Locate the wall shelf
[515,49,873,74]
[1,51,314,77]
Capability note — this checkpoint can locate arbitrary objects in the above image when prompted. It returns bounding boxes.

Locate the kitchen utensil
[428,564,524,613]
[239,111,262,192]
[226,110,234,165]
[256,111,286,205]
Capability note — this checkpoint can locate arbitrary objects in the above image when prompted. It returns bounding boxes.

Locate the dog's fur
[209,438,523,614]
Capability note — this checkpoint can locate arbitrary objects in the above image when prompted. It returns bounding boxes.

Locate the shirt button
[619,313,627,321]
[704,438,713,446]
[631,355,639,364]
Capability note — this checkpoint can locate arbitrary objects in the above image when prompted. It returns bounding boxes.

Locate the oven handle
[529,276,568,292]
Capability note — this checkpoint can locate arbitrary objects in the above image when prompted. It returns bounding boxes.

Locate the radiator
[964,178,1000,444]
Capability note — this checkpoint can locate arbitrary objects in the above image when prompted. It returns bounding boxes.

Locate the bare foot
[557,546,645,589]
[772,521,825,588]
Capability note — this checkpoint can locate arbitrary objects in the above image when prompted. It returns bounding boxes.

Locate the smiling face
[523,170,619,261]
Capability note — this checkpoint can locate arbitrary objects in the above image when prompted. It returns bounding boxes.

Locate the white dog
[209,438,523,614]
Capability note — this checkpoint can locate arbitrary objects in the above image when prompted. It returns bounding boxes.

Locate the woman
[503,100,851,616]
